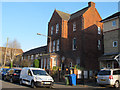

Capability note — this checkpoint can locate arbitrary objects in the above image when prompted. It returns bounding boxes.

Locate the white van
[19,67,54,88]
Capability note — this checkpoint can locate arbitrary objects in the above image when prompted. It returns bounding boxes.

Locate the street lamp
[37,33,52,69]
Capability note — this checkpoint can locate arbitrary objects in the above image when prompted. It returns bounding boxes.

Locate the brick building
[99,11,120,69]
[22,46,48,68]
[47,1,103,70]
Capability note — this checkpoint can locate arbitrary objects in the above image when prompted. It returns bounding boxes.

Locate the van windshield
[98,70,111,75]
[32,70,48,76]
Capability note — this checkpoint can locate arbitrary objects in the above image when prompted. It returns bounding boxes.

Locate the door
[26,69,33,85]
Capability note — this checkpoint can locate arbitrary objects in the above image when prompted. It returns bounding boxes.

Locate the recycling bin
[65,74,70,85]
[69,74,76,86]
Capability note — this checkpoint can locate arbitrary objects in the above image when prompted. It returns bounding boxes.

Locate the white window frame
[113,41,118,47]
[98,27,101,34]
[112,21,116,26]
[56,23,59,33]
[73,22,76,31]
[73,38,76,50]
[51,26,53,35]
[56,39,59,51]
[53,40,55,52]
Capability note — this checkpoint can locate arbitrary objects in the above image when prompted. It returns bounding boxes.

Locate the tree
[4,39,21,68]
[33,59,39,68]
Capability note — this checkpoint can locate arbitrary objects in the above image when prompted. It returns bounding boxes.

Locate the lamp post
[37,33,52,70]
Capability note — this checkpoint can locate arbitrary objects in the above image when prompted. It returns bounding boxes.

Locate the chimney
[88,1,95,7]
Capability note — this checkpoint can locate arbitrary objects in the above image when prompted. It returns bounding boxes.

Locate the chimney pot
[88,1,95,7]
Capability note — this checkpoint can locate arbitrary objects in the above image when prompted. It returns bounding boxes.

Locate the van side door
[26,69,33,85]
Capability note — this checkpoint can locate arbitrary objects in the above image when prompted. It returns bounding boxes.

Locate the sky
[1,1,119,52]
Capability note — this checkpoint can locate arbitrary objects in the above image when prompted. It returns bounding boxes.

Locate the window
[35,54,38,59]
[49,42,52,52]
[47,58,50,69]
[113,41,118,47]
[76,57,80,66]
[31,55,34,60]
[98,70,111,75]
[73,38,76,50]
[73,22,76,31]
[70,62,72,68]
[28,56,30,60]
[41,58,43,69]
[56,23,59,33]
[44,58,46,69]
[113,70,120,75]
[98,40,101,50]
[98,27,101,34]
[51,26,53,35]
[53,40,55,52]
[112,21,116,26]
[56,39,59,51]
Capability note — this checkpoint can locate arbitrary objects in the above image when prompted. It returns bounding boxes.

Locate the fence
[49,69,99,84]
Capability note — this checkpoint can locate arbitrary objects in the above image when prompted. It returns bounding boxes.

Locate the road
[1,79,109,90]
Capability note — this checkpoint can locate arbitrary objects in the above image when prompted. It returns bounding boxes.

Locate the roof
[101,11,120,22]
[99,54,118,61]
[70,7,89,20]
[55,10,70,20]
[23,46,47,56]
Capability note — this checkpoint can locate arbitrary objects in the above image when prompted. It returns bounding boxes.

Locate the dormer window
[56,23,59,33]
[73,22,76,31]
[51,26,53,35]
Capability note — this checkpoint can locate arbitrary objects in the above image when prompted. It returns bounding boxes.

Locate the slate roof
[70,7,89,20]
[23,46,47,56]
[56,10,70,20]
[101,11,120,22]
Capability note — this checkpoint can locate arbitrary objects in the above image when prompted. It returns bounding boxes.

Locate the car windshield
[32,70,48,76]
[98,70,111,75]
[15,70,21,74]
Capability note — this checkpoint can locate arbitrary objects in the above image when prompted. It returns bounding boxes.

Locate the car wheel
[114,81,119,88]
[10,78,13,83]
[19,79,23,85]
[31,81,36,88]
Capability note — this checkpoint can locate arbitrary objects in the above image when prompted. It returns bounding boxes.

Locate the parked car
[3,68,21,83]
[19,67,54,88]
[97,68,120,88]
[1,68,10,80]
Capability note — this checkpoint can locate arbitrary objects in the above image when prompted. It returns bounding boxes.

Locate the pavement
[53,82,105,88]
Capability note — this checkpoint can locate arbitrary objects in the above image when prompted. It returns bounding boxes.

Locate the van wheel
[114,81,119,88]
[10,78,13,83]
[19,79,23,85]
[31,81,36,88]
